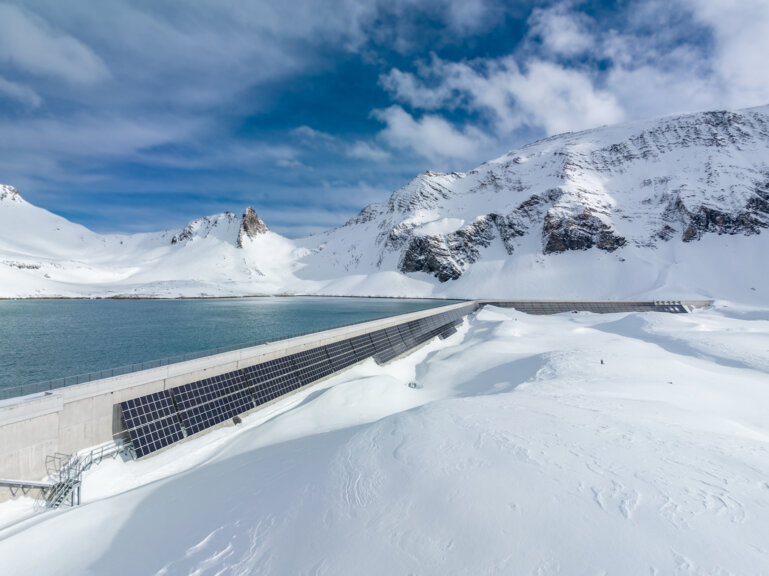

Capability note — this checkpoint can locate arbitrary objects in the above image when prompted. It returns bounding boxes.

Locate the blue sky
[1,0,768,237]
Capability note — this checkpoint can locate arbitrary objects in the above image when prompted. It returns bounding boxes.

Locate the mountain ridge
[2,105,768,302]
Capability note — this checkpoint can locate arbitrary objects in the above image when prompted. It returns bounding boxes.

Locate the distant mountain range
[2,105,768,303]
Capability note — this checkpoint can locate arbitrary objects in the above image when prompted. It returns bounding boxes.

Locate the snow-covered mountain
[297,105,769,301]
[2,104,769,301]
[0,185,311,297]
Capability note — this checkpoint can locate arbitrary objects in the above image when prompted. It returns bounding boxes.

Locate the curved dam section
[0,301,475,490]
[0,299,710,496]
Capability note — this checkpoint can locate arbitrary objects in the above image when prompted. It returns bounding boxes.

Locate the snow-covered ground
[1,304,768,575]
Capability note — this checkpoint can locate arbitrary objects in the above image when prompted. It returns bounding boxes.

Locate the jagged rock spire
[237,207,269,247]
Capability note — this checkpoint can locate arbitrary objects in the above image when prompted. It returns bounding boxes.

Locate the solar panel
[241,364,267,389]
[177,388,254,436]
[172,371,247,411]
[374,346,399,364]
[254,371,301,404]
[325,339,358,371]
[385,326,408,357]
[438,324,458,339]
[349,334,376,361]
[407,319,423,334]
[296,359,335,385]
[385,326,404,347]
[119,305,475,457]
[120,390,185,458]
[369,329,391,354]
[413,329,434,345]
[398,324,417,347]
[291,347,330,369]
[248,355,296,384]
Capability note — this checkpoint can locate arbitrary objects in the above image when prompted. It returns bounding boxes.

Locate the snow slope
[2,104,769,301]
[1,305,768,575]
[0,185,318,297]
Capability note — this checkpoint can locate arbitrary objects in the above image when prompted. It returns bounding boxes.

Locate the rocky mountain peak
[237,207,269,247]
[308,104,769,283]
[0,185,22,203]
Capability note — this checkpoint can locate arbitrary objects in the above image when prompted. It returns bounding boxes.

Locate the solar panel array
[120,390,185,458]
[120,304,475,458]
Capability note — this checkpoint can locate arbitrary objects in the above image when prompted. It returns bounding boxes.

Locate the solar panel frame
[120,390,186,458]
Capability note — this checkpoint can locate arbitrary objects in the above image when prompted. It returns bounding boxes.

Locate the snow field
[0,306,768,575]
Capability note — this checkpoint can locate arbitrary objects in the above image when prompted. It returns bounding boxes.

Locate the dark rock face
[397,214,517,282]
[663,184,769,242]
[399,236,460,282]
[396,192,562,281]
[542,211,627,254]
[171,227,193,245]
[237,207,269,247]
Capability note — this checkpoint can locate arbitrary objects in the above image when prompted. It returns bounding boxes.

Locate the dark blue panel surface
[120,390,185,458]
[349,334,376,360]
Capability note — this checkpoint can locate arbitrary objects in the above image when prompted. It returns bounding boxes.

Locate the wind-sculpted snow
[1,105,769,300]
[1,306,768,574]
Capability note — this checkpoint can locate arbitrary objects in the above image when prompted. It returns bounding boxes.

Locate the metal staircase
[1,441,131,509]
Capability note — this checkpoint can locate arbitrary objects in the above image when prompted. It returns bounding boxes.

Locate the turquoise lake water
[0,297,458,398]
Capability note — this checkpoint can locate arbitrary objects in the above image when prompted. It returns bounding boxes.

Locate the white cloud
[373,105,490,163]
[0,3,109,84]
[0,76,41,108]
[346,141,390,162]
[379,67,450,110]
[443,0,499,36]
[687,0,769,109]
[527,3,594,57]
[507,60,624,134]
[379,0,769,155]
[382,55,624,137]
[594,0,769,118]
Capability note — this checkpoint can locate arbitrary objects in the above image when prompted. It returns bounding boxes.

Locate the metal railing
[1,441,130,508]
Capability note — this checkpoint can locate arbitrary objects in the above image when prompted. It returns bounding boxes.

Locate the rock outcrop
[0,185,21,203]
[237,207,269,247]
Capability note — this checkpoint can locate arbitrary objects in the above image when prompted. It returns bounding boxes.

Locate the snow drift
[1,305,768,574]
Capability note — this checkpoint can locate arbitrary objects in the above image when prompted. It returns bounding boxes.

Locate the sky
[1,0,768,237]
